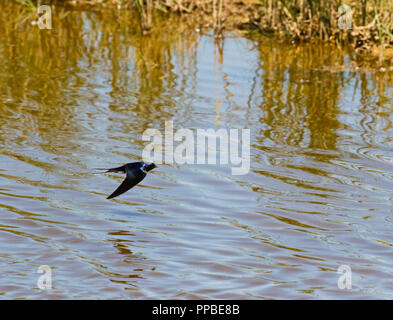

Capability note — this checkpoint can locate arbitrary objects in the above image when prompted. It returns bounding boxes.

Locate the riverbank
[17,0,393,65]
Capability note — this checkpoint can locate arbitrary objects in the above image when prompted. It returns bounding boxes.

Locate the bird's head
[144,162,156,172]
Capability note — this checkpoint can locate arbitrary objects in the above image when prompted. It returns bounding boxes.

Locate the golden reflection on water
[0,0,393,299]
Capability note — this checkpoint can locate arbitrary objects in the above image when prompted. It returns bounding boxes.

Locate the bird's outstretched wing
[107,168,146,199]
[95,165,126,173]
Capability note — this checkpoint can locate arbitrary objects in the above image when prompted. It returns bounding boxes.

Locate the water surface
[1,2,393,299]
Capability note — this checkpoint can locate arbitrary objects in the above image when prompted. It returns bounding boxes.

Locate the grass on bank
[15,0,393,53]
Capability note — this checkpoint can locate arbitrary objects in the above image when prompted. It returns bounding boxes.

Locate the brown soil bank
[31,0,393,61]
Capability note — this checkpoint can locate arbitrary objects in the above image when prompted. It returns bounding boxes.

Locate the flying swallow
[97,162,156,199]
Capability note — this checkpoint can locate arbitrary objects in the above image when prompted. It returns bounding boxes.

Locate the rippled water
[1,2,393,299]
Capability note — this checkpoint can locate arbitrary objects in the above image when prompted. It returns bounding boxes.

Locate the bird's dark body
[99,162,156,199]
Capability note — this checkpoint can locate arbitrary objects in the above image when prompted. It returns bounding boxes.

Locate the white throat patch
[141,164,148,173]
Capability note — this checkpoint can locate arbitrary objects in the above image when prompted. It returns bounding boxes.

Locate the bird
[97,162,156,199]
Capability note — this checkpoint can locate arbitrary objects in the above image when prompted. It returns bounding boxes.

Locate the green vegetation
[14,0,393,55]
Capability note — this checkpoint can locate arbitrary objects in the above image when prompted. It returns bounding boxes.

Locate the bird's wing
[95,165,126,173]
[107,169,146,199]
